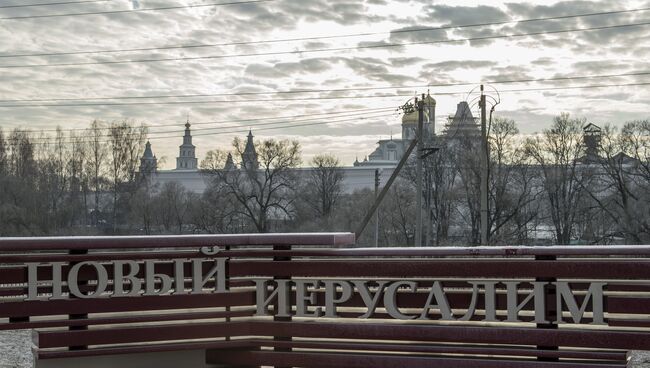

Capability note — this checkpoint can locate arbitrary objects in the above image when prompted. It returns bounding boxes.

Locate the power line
[0,0,273,20]
[2,20,650,69]
[0,94,414,108]
[0,1,109,9]
[19,106,399,132]
[2,6,649,58]
[191,108,395,133]
[6,112,396,145]
[5,80,649,139]
[3,70,650,104]
[496,81,650,93]
[24,107,398,138]
[5,80,650,144]
[192,112,393,137]
[4,78,650,108]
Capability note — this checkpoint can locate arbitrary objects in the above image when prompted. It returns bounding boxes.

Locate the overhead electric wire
[0,0,109,9]
[24,107,398,138]
[7,81,650,145]
[24,106,399,132]
[0,94,415,108]
[3,20,650,69]
[6,80,650,141]
[3,79,650,109]
[3,70,650,104]
[496,81,650,93]
[9,111,396,145]
[191,112,393,137]
[0,0,273,20]
[2,6,649,58]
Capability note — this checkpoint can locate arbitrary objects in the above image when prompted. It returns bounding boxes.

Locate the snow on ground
[630,351,650,368]
[0,330,33,368]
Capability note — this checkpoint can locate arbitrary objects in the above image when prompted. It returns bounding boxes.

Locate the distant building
[582,123,602,163]
[354,94,436,167]
[443,101,480,138]
[141,98,488,193]
[241,130,259,170]
[176,120,198,171]
[139,140,157,175]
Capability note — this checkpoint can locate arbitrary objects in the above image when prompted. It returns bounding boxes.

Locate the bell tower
[176,119,198,170]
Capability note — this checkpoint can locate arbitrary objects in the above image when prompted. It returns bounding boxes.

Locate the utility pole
[374,169,381,247]
[356,136,418,241]
[480,85,489,245]
[424,93,436,246]
[415,94,424,247]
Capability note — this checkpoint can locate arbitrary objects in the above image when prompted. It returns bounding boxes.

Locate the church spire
[139,140,157,175]
[242,130,258,170]
[224,152,235,170]
[176,118,198,170]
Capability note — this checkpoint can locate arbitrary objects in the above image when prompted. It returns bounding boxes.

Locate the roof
[583,123,601,133]
[142,141,154,158]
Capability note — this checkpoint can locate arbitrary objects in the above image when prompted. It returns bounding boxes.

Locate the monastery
[139,98,479,193]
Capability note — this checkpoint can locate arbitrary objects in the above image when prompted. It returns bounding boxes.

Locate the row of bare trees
[404,114,650,246]
[0,115,648,245]
[188,114,649,246]
[0,120,147,235]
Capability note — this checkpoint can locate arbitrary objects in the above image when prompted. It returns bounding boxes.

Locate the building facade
[141,98,490,194]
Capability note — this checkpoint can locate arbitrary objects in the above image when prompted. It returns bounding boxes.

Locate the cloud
[342,57,390,76]
[569,60,634,74]
[244,63,288,79]
[2,0,650,169]
[502,1,650,50]
[531,57,554,66]
[483,65,534,82]
[274,58,334,74]
[423,4,509,25]
[388,56,426,66]
[388,25,449,43]
[421,60,497,72]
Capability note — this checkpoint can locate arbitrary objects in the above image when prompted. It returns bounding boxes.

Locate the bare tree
[524,113,589,244]
[69,132,89,226]
[108,120,147,232]
[583,122,650,243]
[202,138,301,233]
[191,181,243,234]
[1,130,37,235]
[0,129,6,176]
[129,183,157,235]
[304,154,345,218]
[487,118,541,244]
[85,120,107,226]
[452,133,482,244]
[156,181,193,233]
[379,178,416,246]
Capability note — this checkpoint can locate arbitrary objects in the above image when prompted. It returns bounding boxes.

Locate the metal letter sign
[19,254,606,325]
[253,278,607,325]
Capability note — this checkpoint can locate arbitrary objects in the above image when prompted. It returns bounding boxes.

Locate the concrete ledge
[629,351,650,367]
[0,329,35,368]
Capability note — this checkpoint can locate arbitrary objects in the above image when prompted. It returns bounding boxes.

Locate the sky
[1,0,649,169]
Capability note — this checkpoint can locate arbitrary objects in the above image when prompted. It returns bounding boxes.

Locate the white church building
[139,96,476,193]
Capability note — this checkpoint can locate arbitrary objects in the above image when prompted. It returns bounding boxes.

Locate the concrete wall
[152,165,397,194]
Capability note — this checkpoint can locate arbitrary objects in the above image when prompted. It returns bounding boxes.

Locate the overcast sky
[1,0,649,168]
